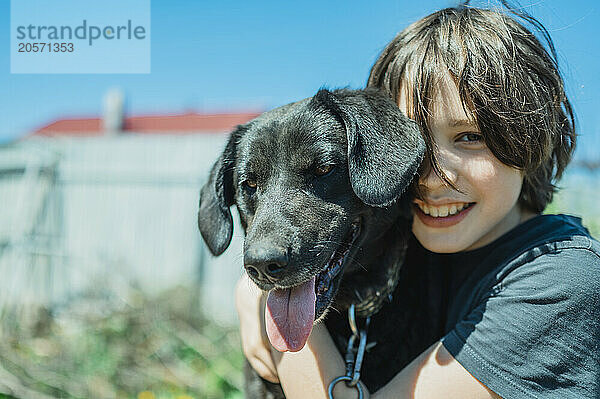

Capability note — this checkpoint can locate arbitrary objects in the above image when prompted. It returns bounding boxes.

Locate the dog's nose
[244,245,288,283]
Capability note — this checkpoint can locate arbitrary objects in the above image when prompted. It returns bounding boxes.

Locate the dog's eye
[314,164,334,177]
[243,179,257,194]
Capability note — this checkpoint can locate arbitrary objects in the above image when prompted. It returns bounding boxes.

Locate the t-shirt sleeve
[442,246,600,399]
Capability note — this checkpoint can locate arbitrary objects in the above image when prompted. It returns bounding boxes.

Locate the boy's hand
[235,274,280,383]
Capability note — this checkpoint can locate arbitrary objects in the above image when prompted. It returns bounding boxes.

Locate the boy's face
[399,76,533,253]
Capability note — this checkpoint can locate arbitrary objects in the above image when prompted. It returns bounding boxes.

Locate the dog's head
[198,88,424,351]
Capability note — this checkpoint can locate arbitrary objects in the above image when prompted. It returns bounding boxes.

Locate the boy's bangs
[397,29,477,190]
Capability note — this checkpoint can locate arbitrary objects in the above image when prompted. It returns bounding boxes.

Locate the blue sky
[1,0,598,160]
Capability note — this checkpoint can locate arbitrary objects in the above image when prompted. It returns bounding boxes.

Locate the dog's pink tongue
[265,277,316,352]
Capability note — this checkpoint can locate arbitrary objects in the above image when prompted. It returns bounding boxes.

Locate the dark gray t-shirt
[437,214,600,398]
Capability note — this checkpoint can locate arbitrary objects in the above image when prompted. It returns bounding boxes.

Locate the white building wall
[0,133,244,325]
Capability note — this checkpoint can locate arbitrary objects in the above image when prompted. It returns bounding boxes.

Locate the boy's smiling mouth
[413,200,476,227]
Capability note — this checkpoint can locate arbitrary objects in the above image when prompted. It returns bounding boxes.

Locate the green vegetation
[545,173,600,239]
[0,287,244,399]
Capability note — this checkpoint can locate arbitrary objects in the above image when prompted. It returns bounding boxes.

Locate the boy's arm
[271,322,370,399]
[370,340,502,399]
[272,324,502,399]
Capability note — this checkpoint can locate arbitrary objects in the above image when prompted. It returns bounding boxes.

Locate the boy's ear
[314,88,425,207]
[198,126,244,256]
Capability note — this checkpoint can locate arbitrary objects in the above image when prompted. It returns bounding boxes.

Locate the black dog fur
[198,88,431,397]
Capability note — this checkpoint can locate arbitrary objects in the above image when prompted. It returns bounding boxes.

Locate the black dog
[198,88,427,397]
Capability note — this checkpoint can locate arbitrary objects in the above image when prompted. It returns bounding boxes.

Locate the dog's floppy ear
[198,126,243,256]
[314,88,425,207]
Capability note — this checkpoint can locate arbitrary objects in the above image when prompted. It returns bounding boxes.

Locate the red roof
[32,111,262,137]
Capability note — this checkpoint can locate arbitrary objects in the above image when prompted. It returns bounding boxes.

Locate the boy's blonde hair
[368,4,576,213]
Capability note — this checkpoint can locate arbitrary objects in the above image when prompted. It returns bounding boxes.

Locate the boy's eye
[456,132,484,143]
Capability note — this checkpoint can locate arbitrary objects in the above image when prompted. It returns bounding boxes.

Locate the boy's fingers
[248,354,280,383]
[236,274,280,382]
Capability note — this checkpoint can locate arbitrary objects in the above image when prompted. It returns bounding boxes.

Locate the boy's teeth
[417,202,470,218]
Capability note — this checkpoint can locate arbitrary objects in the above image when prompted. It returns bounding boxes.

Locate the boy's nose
[418,153,458,191]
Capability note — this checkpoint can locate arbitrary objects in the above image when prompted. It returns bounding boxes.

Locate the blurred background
[0,1,598,398]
